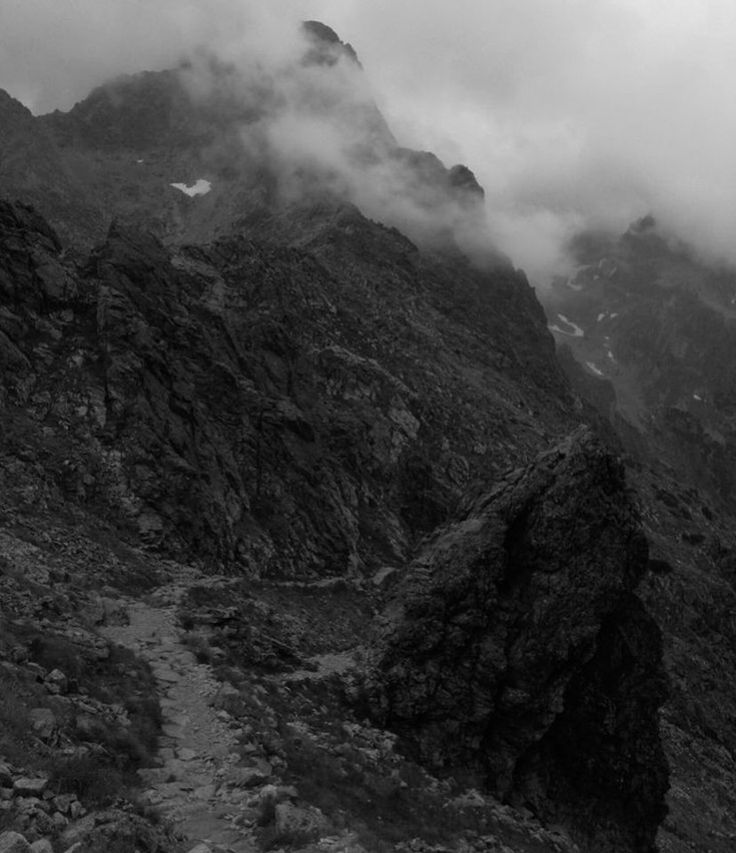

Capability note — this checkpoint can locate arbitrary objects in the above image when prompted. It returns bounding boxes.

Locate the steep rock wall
[363,429,668,851]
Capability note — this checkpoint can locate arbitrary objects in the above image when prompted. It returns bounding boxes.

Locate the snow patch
[170,179,212,197]
[597,313,606,322]
[586,362,604,377]
[549,314,585,338]
[693,394,703,401]
[136,159,144,164]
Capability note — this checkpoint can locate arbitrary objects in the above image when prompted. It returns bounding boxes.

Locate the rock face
[0,196,573,576]
[364,428,668,852]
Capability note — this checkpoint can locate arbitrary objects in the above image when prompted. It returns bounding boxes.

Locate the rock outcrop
[364,428,668,852]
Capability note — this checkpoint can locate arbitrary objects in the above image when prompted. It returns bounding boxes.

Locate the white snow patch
[136,159,144,164]
[170,179,212,197]
[610,312,619,319]
[693,394,703,401]
[586,362,604,377]
[597,313,606,322]
[607,348,616,362]
[549,314,585,338]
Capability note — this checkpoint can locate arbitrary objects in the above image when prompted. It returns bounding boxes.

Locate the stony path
[101,574,257,853]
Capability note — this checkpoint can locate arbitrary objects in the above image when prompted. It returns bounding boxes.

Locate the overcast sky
[2,0,735,279]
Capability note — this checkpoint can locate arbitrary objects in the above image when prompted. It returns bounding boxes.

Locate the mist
[2,0,735,281]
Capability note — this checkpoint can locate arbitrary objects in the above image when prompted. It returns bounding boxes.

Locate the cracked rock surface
[364,429,668,853]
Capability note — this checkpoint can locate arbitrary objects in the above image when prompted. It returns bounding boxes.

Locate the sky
[1,0,735,280]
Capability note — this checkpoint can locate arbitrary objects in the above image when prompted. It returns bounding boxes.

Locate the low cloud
[179,36,491,259]
[2,0,735,280]
[308,0,736,278]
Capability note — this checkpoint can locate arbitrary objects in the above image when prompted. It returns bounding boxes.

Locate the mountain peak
[301,19,361,66]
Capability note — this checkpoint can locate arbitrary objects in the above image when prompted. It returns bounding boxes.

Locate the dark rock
[273,802,330,842]
[74,714,109,742]
[212,684,247,717]
[58,815,95,849]
[12,780,48,798]
[52,795,75,816]
[29,708,56,741]
[363,428,668,851]
[302,20,361,67]
[68,801,84,821]
[448,164,485,203]
[228,766,272,789]
[0,832,31,853]
[44,669,68,695]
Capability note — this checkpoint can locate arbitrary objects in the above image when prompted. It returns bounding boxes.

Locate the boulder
[29,708,56,741]
[211,683,246,717]
[227,766,271,789]
[12,780,48,798]
[28,808,55,837]
[52,794,75,816]
[51,813,68,833]
[0,833,31,853]
[363,429,668,852]
[99,597,129,626]
[58,815,95,849]
[44,669,68,695]
[74,714,108,742]
[273,802,329,843]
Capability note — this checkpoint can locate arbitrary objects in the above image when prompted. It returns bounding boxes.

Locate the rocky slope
[0,193,571,576]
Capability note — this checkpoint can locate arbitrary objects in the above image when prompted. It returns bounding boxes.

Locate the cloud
[306,0,736,278]
[0,1,307,112]
[2,0,735,279]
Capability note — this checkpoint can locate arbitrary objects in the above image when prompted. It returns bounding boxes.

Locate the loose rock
[0,832,31,853]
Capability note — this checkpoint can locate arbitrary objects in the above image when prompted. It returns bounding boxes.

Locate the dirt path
[101,573,257,853]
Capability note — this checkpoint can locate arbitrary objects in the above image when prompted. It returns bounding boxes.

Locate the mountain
[2,26,487,261]
[0,19,732,853]
[543,218,736,853]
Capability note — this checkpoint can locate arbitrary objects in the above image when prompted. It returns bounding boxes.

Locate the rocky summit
[0,17,733,853]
